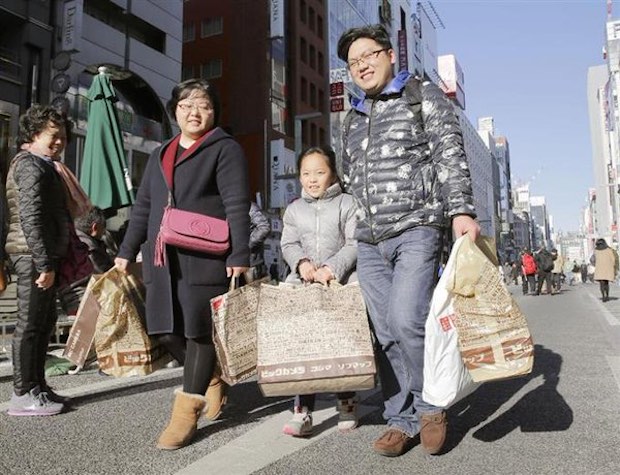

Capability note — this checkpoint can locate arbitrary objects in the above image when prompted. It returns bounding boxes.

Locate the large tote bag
[448,237,534,383]
[256,282,376,397]
[211,277,268,385]
[92,268,172,377]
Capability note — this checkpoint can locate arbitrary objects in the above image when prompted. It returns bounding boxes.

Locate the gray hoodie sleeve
[322,195,357,282]
[280,203,307,273]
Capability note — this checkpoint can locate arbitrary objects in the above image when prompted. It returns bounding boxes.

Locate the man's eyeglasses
[347,49,388,70]
[177,101,213,113]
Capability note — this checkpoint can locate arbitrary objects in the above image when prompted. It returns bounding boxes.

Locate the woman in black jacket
[115,79,250,450]
[5,105,72,416]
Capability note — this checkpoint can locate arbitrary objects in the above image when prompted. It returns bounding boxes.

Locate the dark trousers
[536,271,552,295]
[10,255,58,395]
[523,274,536,294]
[599,280,610,300]
[551,273,562,291]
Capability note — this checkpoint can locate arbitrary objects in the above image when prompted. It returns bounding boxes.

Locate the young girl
[280,146,358,437]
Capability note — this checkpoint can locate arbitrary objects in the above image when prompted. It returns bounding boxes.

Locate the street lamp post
[294,112,322,158]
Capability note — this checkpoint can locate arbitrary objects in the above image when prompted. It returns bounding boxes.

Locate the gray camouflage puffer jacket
[280,183,357,283]
[341,72,476,244]
[5,152,70,272]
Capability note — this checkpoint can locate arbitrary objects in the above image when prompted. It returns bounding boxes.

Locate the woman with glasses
[115,78,250,450]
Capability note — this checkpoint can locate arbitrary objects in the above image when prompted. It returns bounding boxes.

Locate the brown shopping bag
[256,282,376,397]
[211,277,268,385]
[62,275,101,368]
[448,236,534,383]
[92,268,171,377]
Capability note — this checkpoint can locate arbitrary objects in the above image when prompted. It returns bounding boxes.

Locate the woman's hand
[314,266,334,285]
[298,260,316,282]
[115,257,129,274]
[35,270,55,290]
[227,266,249,278]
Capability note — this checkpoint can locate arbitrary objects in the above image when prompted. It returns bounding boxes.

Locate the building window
[85,0,166,52]
[309,44,316,70]
[182,65,194,80]
[319,127,326,146]
[318,51,324,75]
[310,83,317,108]
[201,59,222,79]
[300,0,307,23]
[183,23,195,42]
[301,76,308,102]
[300,37,307,63]
[318,88,325,112]
[201,17,223,38]
[311,123,317,145]
[309,7,316,32]
[317,15,324,39]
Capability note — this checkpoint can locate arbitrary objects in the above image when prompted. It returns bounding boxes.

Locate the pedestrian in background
[280,146,358,437]
[521,249,537,295]
[338,24,479,457]
[115,78,251,450]
[534,245,554,296]
[591,238,619,302]
[245,202,271,282]
[550,248,564,294]
[510,261,521,285]
[5,105,72,416]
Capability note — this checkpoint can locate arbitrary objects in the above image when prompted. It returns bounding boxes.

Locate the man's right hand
[114,257,129,273]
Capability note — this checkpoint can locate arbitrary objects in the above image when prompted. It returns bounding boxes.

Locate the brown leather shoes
[420,411,447,455]
[372,428,415,457]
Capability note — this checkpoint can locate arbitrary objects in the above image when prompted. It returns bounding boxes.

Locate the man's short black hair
[337,24,392,62]
[75,206,106,235]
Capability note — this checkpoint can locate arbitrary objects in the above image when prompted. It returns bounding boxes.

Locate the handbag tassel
[154,230,166,267]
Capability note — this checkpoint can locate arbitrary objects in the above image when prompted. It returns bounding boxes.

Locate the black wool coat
[118,127,251,337]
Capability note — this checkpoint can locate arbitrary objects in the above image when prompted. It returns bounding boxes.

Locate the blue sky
[433,0,606,232]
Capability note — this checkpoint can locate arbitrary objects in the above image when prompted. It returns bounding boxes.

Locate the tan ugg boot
[156,389,206,450]
[204,372,228,421]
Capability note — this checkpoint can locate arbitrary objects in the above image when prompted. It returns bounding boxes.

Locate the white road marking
[588,293,620,326]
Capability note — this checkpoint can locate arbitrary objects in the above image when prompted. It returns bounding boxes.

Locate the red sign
[398,30,408,71]
[330,97,344,112]
[330,81,344,97]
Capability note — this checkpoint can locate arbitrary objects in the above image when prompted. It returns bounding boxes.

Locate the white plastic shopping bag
[423,235,479,407]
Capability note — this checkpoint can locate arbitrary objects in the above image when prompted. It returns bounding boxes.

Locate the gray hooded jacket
[281,183,357,283]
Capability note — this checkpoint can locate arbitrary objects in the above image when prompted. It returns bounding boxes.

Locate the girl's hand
[227,266,249,278]
[314,266,334,285]
[298,260,316,282]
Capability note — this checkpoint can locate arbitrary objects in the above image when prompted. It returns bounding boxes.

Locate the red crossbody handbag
[154,193,230,267]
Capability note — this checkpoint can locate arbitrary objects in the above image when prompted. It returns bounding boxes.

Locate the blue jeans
[357,226,443,436]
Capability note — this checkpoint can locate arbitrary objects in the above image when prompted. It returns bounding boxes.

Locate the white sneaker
[282,407,313,437]
[337,398,358,432]
[8,386,64,416]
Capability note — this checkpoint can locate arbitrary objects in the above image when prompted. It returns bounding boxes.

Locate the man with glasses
[337,25,479,457]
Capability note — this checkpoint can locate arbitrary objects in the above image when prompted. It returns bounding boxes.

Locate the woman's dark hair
[167,78,221,126]
[17,104,73,148]
[337,24,392,62]
[297,146,342,187]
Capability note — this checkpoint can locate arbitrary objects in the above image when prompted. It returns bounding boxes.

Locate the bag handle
[229,276,240,292]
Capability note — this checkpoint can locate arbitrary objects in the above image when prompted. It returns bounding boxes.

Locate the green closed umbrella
[80,66,134,210]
